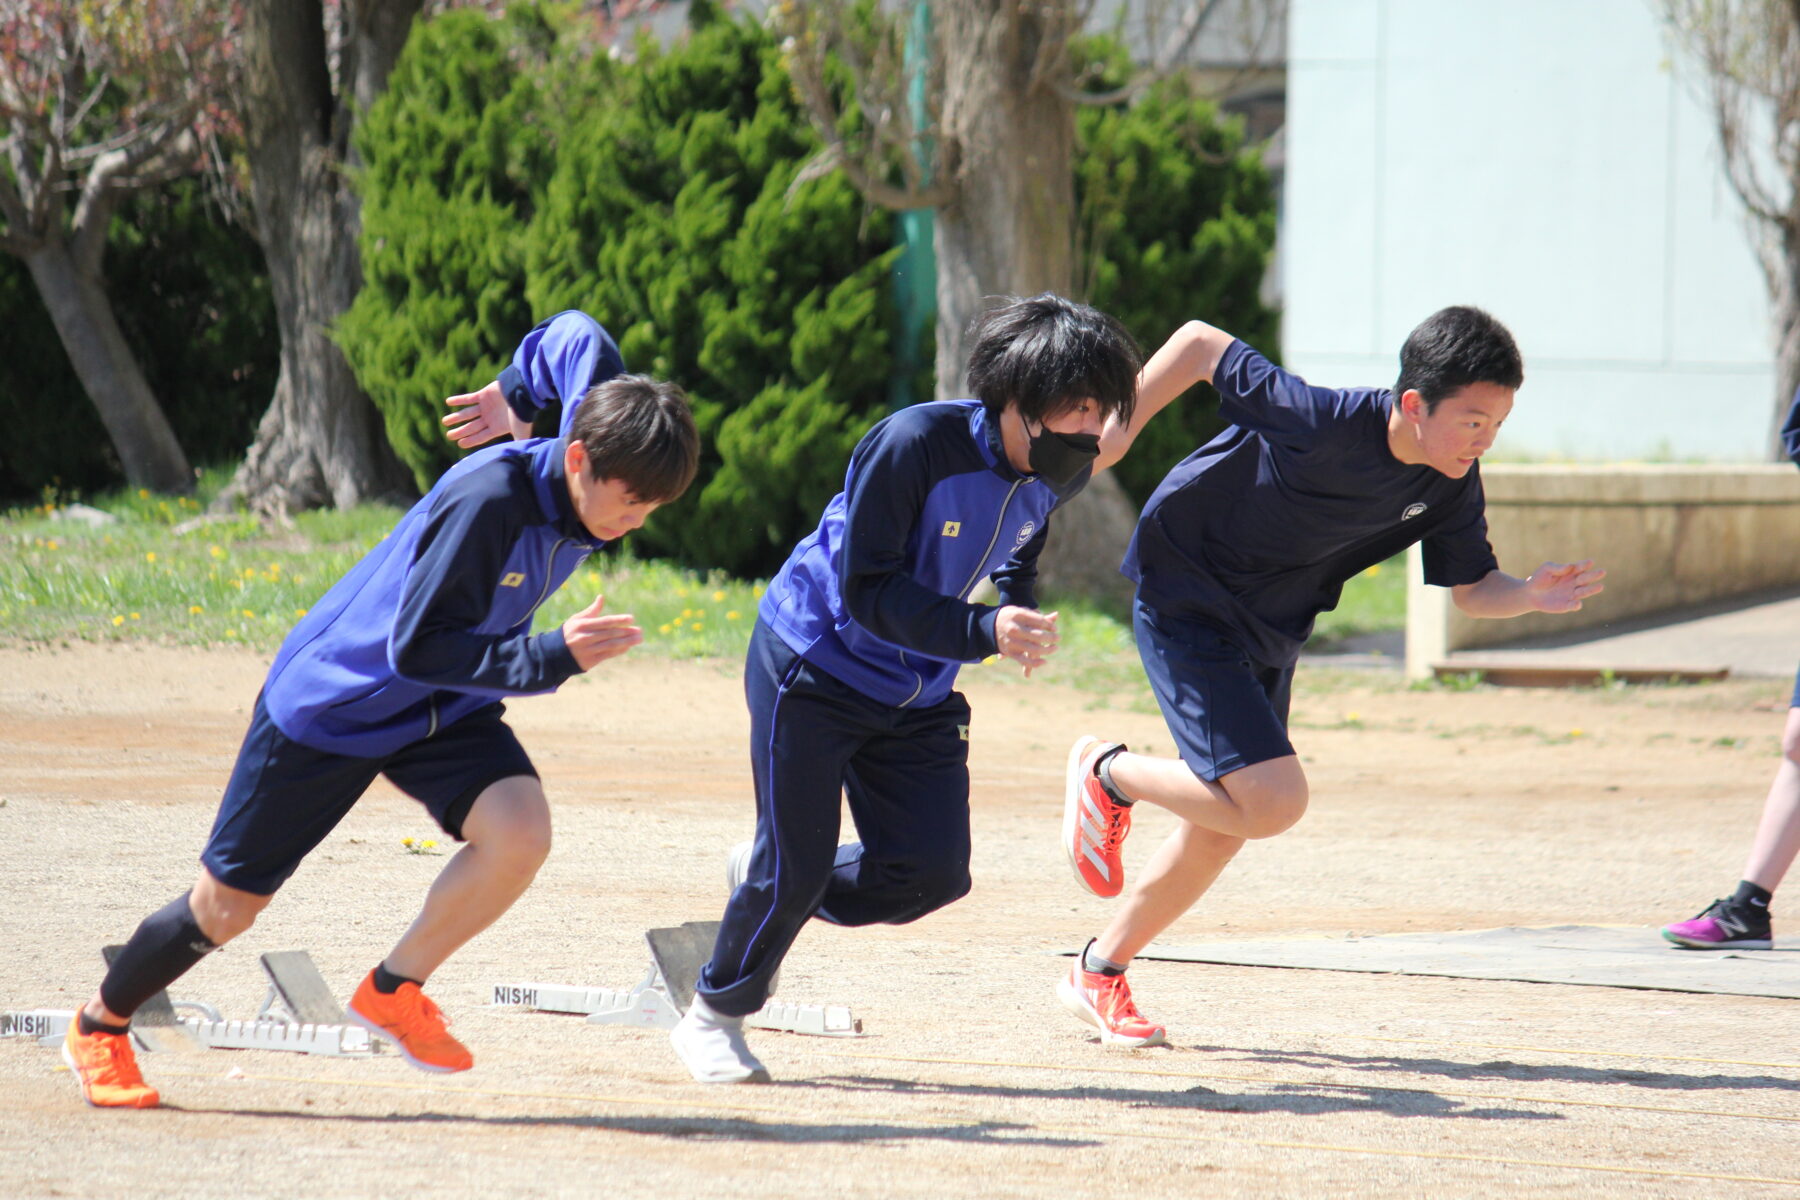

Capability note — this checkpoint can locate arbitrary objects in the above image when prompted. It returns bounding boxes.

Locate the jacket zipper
[957,479,1024,599]
[426,696,439,738]
[513,537,572,631]
[897,478,1026,708]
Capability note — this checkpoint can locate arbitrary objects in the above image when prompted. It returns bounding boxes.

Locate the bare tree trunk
[22,240,193,494]
[932,2,1137,607]
[931,3,1078,396]
[219,0,418,516]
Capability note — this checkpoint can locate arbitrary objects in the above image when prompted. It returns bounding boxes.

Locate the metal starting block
[0,949,379,1058]
[491,920,865,1038]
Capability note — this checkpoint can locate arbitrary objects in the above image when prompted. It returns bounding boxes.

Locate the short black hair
[1394,306,1523,413]
[566,374,699,503]
[964,293,1141,426]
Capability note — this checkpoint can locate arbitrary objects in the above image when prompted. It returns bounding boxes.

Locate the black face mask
[1026,424,1100,487]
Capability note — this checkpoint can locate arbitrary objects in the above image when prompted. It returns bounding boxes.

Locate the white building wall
[1284,0,1776,461]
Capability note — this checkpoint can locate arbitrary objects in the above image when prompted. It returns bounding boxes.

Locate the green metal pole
[889,0,936,411]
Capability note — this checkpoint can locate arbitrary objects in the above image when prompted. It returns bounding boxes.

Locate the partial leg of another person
[1664,697,1800,951]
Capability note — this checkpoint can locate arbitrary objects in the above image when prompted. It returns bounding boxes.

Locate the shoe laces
[91,1032,147,1086]
[1099,796,1132,855]
[1093,972,1146,1022]
[394,986,452,1036]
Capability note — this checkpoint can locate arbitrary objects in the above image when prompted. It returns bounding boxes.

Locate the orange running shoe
[346,971,473,1073]
[63,1018,160,1108]
[1062,736,1132,898]
[1057,952,1166,1048]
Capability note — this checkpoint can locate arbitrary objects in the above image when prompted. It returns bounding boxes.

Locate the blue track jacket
[759,400,1084,708]
[262,312,622,756]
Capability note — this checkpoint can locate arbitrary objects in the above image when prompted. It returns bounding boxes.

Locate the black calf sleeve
[97,892,220,1019]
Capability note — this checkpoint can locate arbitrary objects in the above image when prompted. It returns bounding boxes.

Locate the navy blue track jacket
[262,312,621,756]
[759,400,1084,708]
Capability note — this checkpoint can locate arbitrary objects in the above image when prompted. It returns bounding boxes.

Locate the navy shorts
[1134,597,1295,782]
[1791,661,1799,709]
[200,692,537,895]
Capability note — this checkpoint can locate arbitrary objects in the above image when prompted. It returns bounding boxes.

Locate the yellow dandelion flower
[137,488,150,499]
[1364,563,1382,577]
[1569,728,1584,738]
[711,590,726,602]
[680,608,693,619]
[658,623,672,634]
[296,608,307,617]
[45,539,59,551]
[225,628,238,638]
[673,617,684,628]
[242,609,255,619]
[402,837,414,847]
[111,615,125,626]
[129,612,140,621]
[422,840,437,850]
[692,622,704,632]
[145,552,157,564]
[209,545,225,559]
[726,610,740,621]
[189,605,204,615]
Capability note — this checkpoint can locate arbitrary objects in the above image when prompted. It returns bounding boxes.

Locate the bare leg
[1085,754,1306,968]
[383,775,551,982]
[81,867,273,1026]
[1743,707,1800,893]
[1096,822,1245,963]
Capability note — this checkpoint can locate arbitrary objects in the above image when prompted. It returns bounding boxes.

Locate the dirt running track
[2,643,1798,1198]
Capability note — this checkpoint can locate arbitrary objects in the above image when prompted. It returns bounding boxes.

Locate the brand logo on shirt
[1401,503,1428,521]
[942,521,962,537]
[499,572,526,587]
[1014,521,1037,547]
[957,724,970,740]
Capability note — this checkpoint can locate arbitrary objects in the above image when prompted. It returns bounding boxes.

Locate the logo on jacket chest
[1401,503,1428,521]
[499,572,526,587]
[1014,521,1037,547]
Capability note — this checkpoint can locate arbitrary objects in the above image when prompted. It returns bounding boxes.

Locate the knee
[464,780,552,874]
[190,881,269,944]
[893,857,972,916]
[1240,784,1309,840]
[482,814,553,875]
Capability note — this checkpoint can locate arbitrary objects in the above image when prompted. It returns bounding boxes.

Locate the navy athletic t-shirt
[1123,340,1499,668]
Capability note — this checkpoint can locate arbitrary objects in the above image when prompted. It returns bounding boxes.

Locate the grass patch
[2,480,1412,685]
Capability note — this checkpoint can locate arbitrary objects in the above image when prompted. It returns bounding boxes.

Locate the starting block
[491,920,864,1038]
[1,949,379,1058]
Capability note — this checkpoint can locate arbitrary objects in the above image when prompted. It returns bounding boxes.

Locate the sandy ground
[2,642,1798,1198]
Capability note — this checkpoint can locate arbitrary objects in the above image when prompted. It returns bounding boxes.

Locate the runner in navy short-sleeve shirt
[1055,306,1607,1047]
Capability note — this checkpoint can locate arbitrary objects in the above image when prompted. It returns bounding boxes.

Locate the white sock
[671,994,770,1084]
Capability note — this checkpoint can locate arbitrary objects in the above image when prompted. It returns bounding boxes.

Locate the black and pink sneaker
[1662,899,1772,950]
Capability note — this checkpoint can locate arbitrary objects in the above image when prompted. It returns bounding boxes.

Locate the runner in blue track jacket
[63,312,698,1109]
[669,293,1194,1084]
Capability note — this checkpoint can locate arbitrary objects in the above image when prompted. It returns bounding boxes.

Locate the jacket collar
[528,438,608,548]
[968,401,1086,498]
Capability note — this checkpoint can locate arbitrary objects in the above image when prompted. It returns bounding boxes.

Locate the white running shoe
[671,994,771,1084]
[726,839,753,893]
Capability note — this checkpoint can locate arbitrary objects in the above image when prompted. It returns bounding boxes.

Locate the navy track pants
[696,619,973,1017]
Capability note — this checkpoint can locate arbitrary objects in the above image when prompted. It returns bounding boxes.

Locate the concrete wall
[1285,0,1783,460]
[1405,464,1800,676]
